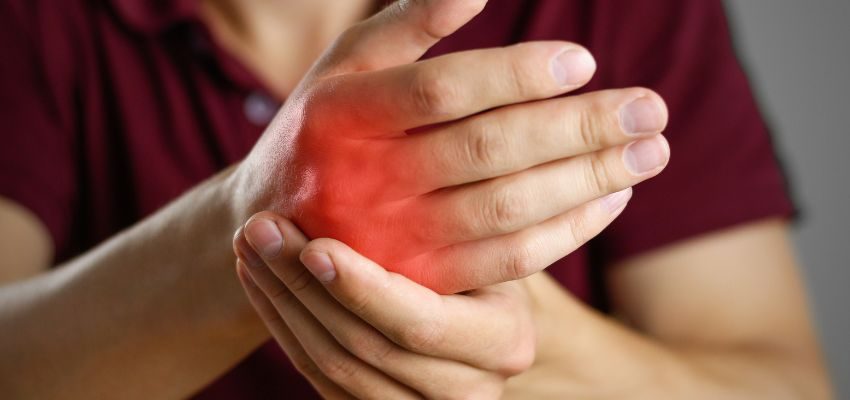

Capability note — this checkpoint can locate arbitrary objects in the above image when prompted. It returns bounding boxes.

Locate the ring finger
[412,134,669,246]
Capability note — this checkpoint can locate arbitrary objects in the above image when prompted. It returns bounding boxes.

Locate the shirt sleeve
[588,0,796,263]
[0,2,78,258]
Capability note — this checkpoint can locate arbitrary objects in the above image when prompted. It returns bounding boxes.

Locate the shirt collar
[109,0,200,35]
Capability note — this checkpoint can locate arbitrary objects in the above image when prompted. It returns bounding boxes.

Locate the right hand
[231,0,670,294]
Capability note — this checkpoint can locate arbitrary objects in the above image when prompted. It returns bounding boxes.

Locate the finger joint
[585,154,614,194]
[410,69,459,118]
[396,315,445,353]
[483,185,526,234]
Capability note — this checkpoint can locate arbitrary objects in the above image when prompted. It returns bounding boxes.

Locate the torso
[6,0,791,397]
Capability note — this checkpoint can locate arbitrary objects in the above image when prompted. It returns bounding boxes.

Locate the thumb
[313,0,487,76]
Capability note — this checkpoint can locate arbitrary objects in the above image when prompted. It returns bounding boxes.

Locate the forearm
[505,276,832,399]
[0,167,268,399]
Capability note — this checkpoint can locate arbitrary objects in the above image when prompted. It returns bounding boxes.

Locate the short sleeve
[0,2,77,257]
[589,0,796,263]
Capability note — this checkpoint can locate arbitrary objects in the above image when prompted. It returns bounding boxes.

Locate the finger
[317,41,596,134]
[235,262,355,400]
[410,134,669,246]
[289,283,503,398]
[298,238,534,375]
[387,88,668,193]
[243,216,502,398]
[235,221,419,400]
[400,188,635,294]
[315,0,488,76]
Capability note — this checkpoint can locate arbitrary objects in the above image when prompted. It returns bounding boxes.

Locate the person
[0,0,832,398]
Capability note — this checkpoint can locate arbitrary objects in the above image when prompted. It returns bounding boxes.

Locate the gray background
[723,1,849,396]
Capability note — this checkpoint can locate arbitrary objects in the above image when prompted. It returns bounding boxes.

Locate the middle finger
[409,134,669,246]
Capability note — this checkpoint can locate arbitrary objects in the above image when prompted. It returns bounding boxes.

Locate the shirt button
[244,91,278,126]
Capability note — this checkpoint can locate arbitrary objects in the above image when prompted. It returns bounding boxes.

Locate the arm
[0,170,262,399]
[505,218,832,399]
[233,216,831,399]
[0,0,668,397]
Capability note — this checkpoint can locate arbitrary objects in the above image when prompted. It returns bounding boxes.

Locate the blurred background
[723,1,850,396]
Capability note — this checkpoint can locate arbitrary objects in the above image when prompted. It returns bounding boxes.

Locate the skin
[225,0,669,293]
[0,0,832,399]
[236,214,832,399]
[0,0,663,397]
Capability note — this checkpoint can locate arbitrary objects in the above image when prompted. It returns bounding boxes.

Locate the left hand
[233,211,537,399]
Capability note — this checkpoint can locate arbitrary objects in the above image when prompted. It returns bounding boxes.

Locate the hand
[230,0,670,293]
[234,212,536,399]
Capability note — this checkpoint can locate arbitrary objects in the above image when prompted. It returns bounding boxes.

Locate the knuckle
[497,335,536,376]
[344,286,374,316]
[340,328,397,367]
[464,122,510,173]
[505,53,534,98]
[490,297,537,376]
[266,284,295,304]
[365,338,398,368]
[565,207,594,244]
[483,185,526,233]
[410,68,459,117]
[396,316,445,352]
[500,235,538,281]
[576,103,604,149]
[584,153,615,194]
[507,42,551,94]
[316,354,359,383]
[365,339,397,367]
[283,267,314,294]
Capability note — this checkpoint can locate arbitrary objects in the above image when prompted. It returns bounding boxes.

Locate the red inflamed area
[274,108,469,295]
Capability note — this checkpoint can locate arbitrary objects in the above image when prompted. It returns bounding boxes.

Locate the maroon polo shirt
[0,0,795,397]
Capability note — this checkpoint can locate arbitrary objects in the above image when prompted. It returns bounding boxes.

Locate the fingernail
[300,251,336,283]
[620,97,665,135]
[245,219,284,260]
[601,187,633,213]
[551,48,595,87]
[623,137,669,175]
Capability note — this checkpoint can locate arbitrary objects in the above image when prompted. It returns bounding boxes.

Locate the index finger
[316,41,596,134]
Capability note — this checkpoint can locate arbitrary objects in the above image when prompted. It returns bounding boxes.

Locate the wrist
[219,162,257,227]
[222,157,295,225]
